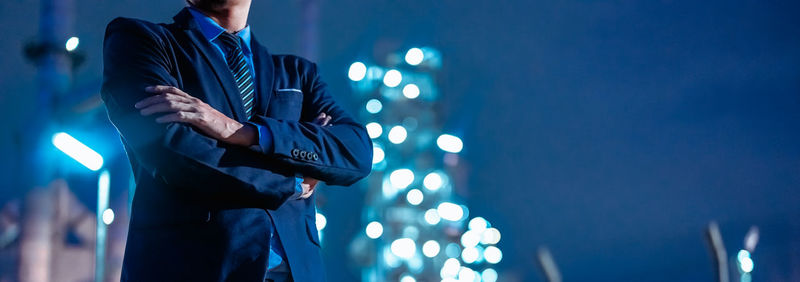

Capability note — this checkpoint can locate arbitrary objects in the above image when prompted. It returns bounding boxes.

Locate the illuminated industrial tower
[347,47,502,282]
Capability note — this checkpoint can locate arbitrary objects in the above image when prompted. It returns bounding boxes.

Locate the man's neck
[191,1,250,33]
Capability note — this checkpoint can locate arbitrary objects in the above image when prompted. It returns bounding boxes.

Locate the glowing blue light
[437,202,464,221]
[422,240,440,257]
[388,125,407,144]
[365,99,383,114]
[366,122,383,139]
[440,258,461,278]
[406,189,424,205]
[445,243,461,259]
[366,221,383,239]
[65,37,79,51]
[315,213,327,230]
[52,132,103,171]
[481,227,502,245]
[484,246,502,264]
[390,238,416,259]
[482,268,498,282]
[390,168,414,189]
[461,247,479,264]
[383,69,402,87]
[437,134,463,153]
[402,84,420,99]
[424,209,440,225]
[405,48,424,66]
[423,172,444,191]
[738,249,754,273]
[348,62,367,81]
[372,145,385,164]
[458,267,476,282]
[400,275,416,282]
[468,217,488,232]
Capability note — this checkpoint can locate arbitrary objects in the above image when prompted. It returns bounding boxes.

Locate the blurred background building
[0,0,799,281]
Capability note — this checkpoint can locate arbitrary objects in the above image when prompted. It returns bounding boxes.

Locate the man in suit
[100,0,372,280]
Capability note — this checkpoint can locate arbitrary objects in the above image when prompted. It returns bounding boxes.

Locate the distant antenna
[705,221,729,282]
[536,247,562,282]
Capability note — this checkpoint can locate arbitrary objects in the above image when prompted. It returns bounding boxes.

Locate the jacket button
[299,151,307,159]
[312,153,319,161]
[292,149,300,158]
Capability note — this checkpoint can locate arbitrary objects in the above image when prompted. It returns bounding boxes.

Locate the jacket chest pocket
[267,88,303,120]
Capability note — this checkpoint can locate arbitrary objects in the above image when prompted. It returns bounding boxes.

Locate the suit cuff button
[312,153,318,161]
[291,148,300,158]
[299,151,307,159]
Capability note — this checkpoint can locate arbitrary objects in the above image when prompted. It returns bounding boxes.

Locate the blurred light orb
[406,189,424,205]
[366,221,383,239]
[400,275,416,282]
[461,247,479,264]
[391,238,416,259]
[423,172,444,191]
[437,202,464,221]
[484,246,502,264]
[348,62,367,81]
[482,268,498,282]
[441,258,461,278]
[388,125,408,144]
[65,36,79,51]
[458,267,476,282]
[366,122,383,139]
[445,243,461,258]
[102,208,114,225]
[383,69,403,87]
[481,228,501,245]
[390,168,414,189]
[424,209,441,225]
[468,217,488,232]
[437,134,463,153]
[365,99,383,114]
[405,48,424,66]
[422,240,440,257]
[738,250,754,273]
[402,84,420,99]
[372,145,385,164]
[460,230,481,248]
[315,213,327,230]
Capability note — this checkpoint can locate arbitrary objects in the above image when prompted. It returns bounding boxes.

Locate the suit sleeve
[101,18,296,210]
[249,62,373,186]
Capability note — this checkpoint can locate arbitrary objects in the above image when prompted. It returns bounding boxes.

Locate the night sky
[1,0,799,281]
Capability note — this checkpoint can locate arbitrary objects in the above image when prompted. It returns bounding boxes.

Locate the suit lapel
[251,35,275,117]
[173,8,247,121]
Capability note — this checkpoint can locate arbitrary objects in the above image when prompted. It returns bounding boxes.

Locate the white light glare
[400,275,416,282]
[424,209,441,225]
[65,37,79,51]
[423,172,444,191]
[405,48,424,65]
[388,125,408,144]
[437,202,464,221]
[52,132,104,171]
[390,169,415,189]
[383,69,403,87]
[458,267,476,282]
[422,240,440,257]
[366,122,383,139]
[315,213,327,230]
[366,221,383,239]
[372,146,385,164]
[437,134,463,153]
[406,189,424,205]
[440,258,461,279]
[484,246,503,264]
[365,99,383,114]
[482,268,498,282]
[738,249,754,273]
[481,227,502,245]
[461,230,481,248]
[468,217,489,232]
[348,62,367,81]
[402,84,420,99]
[390,238,416,259]
[102,208,114,225]
[461,247,479,264]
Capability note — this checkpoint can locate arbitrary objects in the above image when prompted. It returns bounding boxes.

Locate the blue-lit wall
[1,0,798,281]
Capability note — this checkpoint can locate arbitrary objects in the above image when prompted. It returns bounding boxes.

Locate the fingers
[311,112,334,127]
[299,182,313,199]
[145,85,191,97]
[154,111,199,124]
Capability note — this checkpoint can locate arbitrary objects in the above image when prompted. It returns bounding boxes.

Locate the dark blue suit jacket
[101,8,372,282]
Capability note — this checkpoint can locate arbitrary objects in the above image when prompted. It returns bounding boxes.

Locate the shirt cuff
[292,175,304,200]
[247,121,274,153]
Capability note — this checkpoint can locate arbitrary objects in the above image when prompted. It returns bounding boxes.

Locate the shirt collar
[187,6,252,56]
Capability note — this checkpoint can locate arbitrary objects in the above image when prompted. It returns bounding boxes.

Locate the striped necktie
[217,32,255,119]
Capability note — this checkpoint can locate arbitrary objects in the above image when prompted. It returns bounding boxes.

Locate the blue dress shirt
[188,6,300,273]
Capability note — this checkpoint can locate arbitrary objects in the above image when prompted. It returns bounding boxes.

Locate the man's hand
[299,112,333,199]
[135,85,257,146]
